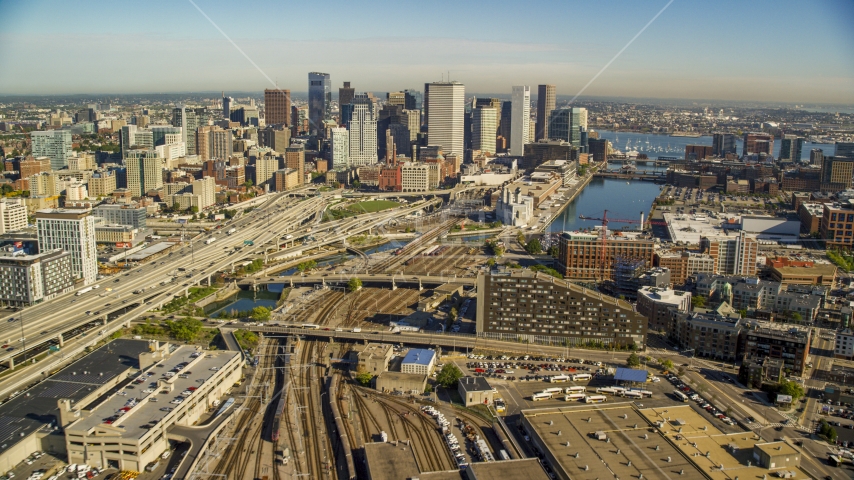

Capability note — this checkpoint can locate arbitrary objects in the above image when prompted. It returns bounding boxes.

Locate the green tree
[244,180,253,188]
[525,238,543,255]
[691,295,706,308]
[352,180,361,190]
[626,352,641,368]
[347,277,362,292]
[791,312,803,323]
[778,379,805,402]
[435,363,463,388]
[738,309,748,318]
[250,306,271,322]
[547,245,559,257]
[660,358,675,372]
[167,317,204,342]
[172,202,181,213]
[297,260,317,273]
[190,206,199,214]
[486,257,496,268]
[516,232,526,245]
[355,371,373,386]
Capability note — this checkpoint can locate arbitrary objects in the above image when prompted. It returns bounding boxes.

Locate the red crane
[578,210,643,281]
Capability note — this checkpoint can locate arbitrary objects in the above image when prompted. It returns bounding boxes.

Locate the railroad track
[369,219,456,274]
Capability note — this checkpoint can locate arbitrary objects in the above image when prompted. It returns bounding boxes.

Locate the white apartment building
[65,181,88,201]
[426,81,465,156]
[330,127,350,171]
[0,199,27,234]
[36,209,98,285]
[835,328,854,360]
[511,85,530,156]
[255,156,279,189]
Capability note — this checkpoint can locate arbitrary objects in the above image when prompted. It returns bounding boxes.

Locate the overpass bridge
[238,273,476,290]
[593,172,666,181]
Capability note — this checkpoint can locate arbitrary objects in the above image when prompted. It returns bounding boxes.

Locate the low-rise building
[400,348,436,375]
[374,372,428,395]
[636,287,691,333]
[834,328,854,360]
[64,345,242,472]
[457,376,496,407]
[654,251,715,286]
[739,321,811,376]
[766,256,836,288]
[0,199,28,234]
[753,442,800,471]
[356,343,393,374]
[672,311,742,361]
[95,224,138,244]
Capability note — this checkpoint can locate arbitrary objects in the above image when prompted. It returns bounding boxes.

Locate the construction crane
[578,210,644,281]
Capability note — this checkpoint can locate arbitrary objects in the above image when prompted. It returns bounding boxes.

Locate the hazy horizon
[1,0,852,103]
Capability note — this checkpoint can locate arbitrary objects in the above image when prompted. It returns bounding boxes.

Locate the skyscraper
[349,94,378,167]
[472,107,497,155]
[36,209,97,285]
[31,130,72,170]
[821,156,854,192]
[712,133,737,157]
[308,72,331,134]
[548,108,587,146]
[535,84,556,141]
[285,145,306,185]
[171,106,198,155]
[125,149,163,196]
[264,89,291,126]
[339,82,355,111]
[810,148,824,166]
[510,86,530,156]
[426,81,465,157]
[836,142,854,159]
[779,134,804,163]
[222,94,234,119]
[330,127,350,171]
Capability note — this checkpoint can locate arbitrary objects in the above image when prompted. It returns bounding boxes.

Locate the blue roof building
[401,348,436,375]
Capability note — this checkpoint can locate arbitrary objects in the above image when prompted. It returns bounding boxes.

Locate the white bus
[622,391,643,399]
[632,389,653,398]
[549,375,569,383]
[542,387,564,394]
[532,392,553,402]
[673,390,689,402]
[596,388,618,395]
[571,373,592,381]
[585,395,607,404]
[565,386,587,394]
[564,393,586,401]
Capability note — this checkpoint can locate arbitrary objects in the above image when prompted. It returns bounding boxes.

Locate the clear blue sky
[1,0,852,103]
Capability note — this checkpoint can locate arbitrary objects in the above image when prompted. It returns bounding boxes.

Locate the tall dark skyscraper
[339,82,355,109]
[712,133,737,157]
[264,89,291,127]
[536,84,556,141]
[308,72,331,134]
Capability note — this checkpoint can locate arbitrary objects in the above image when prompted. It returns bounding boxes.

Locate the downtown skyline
[0,0,853,104]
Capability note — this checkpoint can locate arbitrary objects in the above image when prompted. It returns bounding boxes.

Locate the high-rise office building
[348,94,378,167]
[700,232,758,276]
[330,127,350,171]
[264,89,291,127]
[31,130,73,170]
[472,107,497,155]
[285,145,306,185]
[535,84,556,141]
[403,90,422,112]
[548,108,587,146]
[779,135,804,163]
[510,86,530,156]
[836,142,854,159]
[712,133,737,157]
[742,132,774,157]
[171,106,198,155]
[810,148,824,166]
[425,81,465,157]
[222,94,234,119]
[308,72,332,134]
[125,149,163,196]
[404,110,420,142]
[36,209,98,285]
[387,92,406,107]
[339,82,355,111]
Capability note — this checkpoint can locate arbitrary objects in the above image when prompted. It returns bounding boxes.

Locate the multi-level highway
[0,191,441,370]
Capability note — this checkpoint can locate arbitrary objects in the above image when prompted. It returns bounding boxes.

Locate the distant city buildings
[308,72,332,134]
[425,81,465,157]
[510,85,530,156]
[535,84,555,142]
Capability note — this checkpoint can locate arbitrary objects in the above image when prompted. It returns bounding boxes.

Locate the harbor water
[547,178,662,234]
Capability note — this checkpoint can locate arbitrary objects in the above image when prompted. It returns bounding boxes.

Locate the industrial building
[355,343,393,374]
[400,348,436,375]
[457,377,496,407]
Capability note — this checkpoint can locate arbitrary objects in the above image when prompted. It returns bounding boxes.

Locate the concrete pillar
[391,278,397,291]
[57,334,64,347]
[418,279,423,291]
[7,357,13,370]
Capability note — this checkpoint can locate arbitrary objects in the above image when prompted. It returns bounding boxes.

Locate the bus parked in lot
[564,393,586,401]
[532,392,553,401]
[585,395,607,404]
[565,386,587,394]
[673,390,689,402]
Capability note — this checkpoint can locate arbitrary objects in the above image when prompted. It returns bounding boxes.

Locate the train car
[270,353,291,442]
[548,375,569,383]
[302,324,320,330]
[531,392,553,401]
[421,245,439,256]
[585,395,607,404]
[565,386,586,394]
